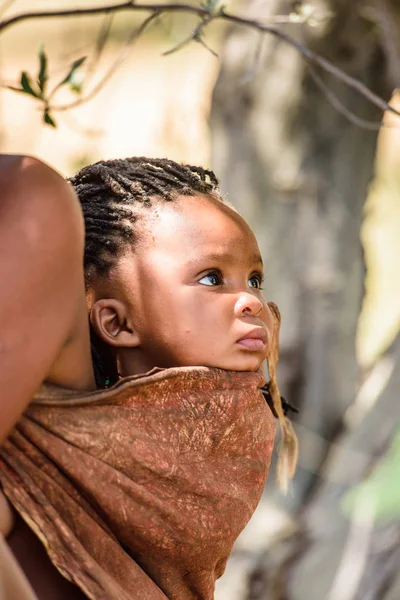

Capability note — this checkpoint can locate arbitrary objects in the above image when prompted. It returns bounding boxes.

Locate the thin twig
[307,64,382,131]
[46,16,116,104]
[240,32,264,83]
[219,7,400,119]
[85,13,115,86]
[197,37,218,58]
[0,2,399,120]
[163,13,215,56]
[308,65,400,130]
[162,27,200,56]
[49,11,160,111]
[0,2,209,34]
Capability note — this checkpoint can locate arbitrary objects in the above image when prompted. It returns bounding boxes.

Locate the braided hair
[69,156,220,286]
[69,156,221,387]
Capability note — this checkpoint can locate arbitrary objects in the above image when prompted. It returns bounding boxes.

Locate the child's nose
[234,292,263,317]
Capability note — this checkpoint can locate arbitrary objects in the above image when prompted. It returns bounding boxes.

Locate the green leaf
[343,429,400,523]
[200,0,222,13]
[70,82,83,94]
[20,71,41,98]
[43,108,57,128]
[37,45,48,95]
[202,0,220,8]
[60,56,87,87]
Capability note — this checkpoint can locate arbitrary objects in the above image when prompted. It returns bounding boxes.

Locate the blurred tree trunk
[211,1,400,598]
[247,335,400,599]
[211,0,396,508]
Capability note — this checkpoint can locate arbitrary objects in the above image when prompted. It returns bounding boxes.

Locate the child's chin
[216,358,264,372]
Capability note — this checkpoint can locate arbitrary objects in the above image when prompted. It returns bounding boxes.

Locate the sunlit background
[1,1,400,598]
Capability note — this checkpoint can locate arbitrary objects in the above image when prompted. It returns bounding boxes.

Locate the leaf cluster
[10,47,86,127]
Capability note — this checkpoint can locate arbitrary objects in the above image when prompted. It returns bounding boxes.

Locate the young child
[0,156,297,600]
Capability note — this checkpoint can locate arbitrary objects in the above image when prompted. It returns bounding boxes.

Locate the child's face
[105,195,273,375]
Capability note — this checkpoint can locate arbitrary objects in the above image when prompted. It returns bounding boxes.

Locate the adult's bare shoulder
[0,155,94,444]
[0,155,84,237]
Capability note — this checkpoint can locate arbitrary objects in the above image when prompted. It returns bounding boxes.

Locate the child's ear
[90,298,140,348]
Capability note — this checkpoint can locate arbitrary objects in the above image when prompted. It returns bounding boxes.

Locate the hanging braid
[69,156,220,286]
[69,156,220,387]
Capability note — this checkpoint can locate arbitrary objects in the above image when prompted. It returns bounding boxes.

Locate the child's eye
[199,271,223,286]
[248,274,264,289]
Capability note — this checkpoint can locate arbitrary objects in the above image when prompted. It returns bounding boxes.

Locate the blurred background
[1,1,400,598]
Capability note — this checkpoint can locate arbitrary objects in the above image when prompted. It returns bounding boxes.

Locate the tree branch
[1,1,399,121]
[307,64,383,131]
[162,12,217,57]
[49,11,160,111]
[219,7,400,119]
[0,2,209,33]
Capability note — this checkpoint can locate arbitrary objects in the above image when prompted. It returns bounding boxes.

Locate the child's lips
[237,338,266,351]
[237,328,268,351]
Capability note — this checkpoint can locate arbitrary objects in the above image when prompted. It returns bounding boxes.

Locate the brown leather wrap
[0,367,275,600]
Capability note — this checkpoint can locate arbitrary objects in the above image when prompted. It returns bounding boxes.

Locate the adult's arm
[0,534,38,600]
[0,155,92,444]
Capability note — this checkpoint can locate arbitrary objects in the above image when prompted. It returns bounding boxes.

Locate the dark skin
[0,155,95,441]
[0,155,94,600]
[0,155,273,599]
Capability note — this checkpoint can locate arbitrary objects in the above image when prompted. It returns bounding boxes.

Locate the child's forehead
[148,194,249,235]
[140,196,260,259]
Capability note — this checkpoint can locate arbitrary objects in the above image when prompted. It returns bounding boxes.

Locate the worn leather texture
[0,367,275,600]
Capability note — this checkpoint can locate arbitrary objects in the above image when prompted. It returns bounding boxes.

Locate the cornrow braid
[69,157,220,285]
